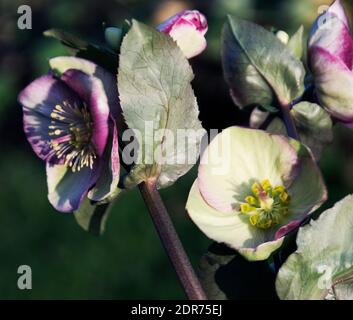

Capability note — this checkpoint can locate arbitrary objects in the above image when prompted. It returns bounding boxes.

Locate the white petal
[170,25,207,58]
[186,181,283,261]
[198,126,299,213]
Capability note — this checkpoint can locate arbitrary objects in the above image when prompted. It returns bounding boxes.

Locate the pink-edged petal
[157,10,208,59]
[271,144,327,240]
[309,46,353,121]
[88,117,120,201]
[275,220,301,240]
[186,181,284,261]
[49,56,120,118]
[18,75,80,162]
[188,11,208,35]
[157,11,185,34]
[198,127,299,213]
[169,23,207,59]
[46,162,100,212]
[157,10,208,34]
[309,0,353,70]
[286,150,327,218]
[61,69,110,157]
[329,0,350,29]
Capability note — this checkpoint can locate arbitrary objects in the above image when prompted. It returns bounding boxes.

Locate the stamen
[48,101,96,171]
[240,179,291,229]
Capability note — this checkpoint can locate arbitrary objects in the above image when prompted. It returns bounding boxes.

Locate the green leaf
[118,20,204,189]
[44,29,117,72]
[290,102,333,158]
[265,117,286,135]
[288,26,304,59]
[222,15,305,109]
[44,29,88,51]
[276,195,353,300]
[199,243,278,300]
[74,197,115,236]
[267,102,333,160]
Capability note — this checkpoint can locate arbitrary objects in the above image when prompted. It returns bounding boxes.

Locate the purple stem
[139,180,207,300]
[280,103,300,140]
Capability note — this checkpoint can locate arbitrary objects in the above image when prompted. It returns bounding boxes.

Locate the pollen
[48,101,96,172]
[240,179,291,229]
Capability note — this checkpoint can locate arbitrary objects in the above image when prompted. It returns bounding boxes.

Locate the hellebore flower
[157,10,208,59]
[308,0,353,122]
[18,57,120,212]
[186,127,327,261]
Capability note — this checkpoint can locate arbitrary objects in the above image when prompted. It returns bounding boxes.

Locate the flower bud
[308,0,353,122]
[105,27,123,50]
[157,10,208,59]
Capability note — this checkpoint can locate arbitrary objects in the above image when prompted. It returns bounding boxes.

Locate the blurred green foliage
[0,147,207,299]
[0,0,352,299]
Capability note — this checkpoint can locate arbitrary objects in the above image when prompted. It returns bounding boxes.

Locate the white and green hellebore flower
[186,126,327,261]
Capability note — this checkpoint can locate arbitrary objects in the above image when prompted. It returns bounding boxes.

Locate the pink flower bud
[308,0,353,122]
[157,10,208,59]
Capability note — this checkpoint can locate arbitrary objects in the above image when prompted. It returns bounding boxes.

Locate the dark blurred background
[0,0,352,299]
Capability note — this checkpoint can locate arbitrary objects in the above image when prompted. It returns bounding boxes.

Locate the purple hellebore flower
[308,0,353,123]
[157,10,208,59]
[18,57,120,212]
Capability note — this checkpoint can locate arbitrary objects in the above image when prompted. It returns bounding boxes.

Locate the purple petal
[88,117,120,201]
[61,70,110,157]
[46,162,100,212]
[18,75,81,162]
[49,56,120,118]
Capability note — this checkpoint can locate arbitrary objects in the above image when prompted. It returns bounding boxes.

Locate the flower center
[48,101,96,172]
[239,179,290,229]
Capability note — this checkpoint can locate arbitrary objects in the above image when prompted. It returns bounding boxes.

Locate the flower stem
[139,180,207,300]
[280,103,299,140]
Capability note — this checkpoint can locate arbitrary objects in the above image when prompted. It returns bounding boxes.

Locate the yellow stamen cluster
[240,179,290,229]
[48,101,96,172]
